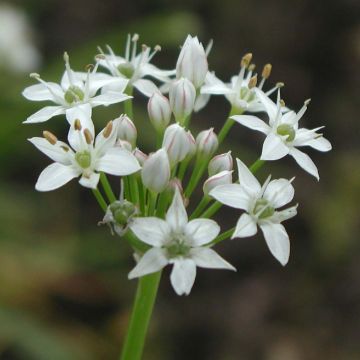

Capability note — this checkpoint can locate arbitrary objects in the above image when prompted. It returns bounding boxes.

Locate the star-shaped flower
[210,159,297,266]
[23,52,130,123]
[97,34,175,97]
[128,189,235,295]
[231,89,332,179]
[29,107,140,191]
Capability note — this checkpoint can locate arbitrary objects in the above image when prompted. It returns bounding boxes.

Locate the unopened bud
[196,128,218,158]
[241,53,253,68]
[83,129,93,144]
[262,64,272,79]
[141,148,170,193]
[162,124,194,166]
[208,151,233,176]
[147,92,171,132]
[133,148,148,166]
[114,115,137,148]
[164,178,184,199]
[43,131,57,145]
[203,170,233,195]
[169,78,196,121]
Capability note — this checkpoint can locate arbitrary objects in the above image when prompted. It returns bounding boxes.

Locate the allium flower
[231,90,332,179]
[210,159,297,266]
[201,54,280,113]
[128,189,235,295]
[23,52,130,123]
[97,34,175,97]
[29,109,140,191]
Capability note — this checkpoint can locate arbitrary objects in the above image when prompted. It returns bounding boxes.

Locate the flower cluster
[23,34,331,295]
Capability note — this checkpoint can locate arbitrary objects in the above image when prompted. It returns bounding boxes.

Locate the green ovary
[277,124,295,142]
[166,234,191,258]
[75,151,91,169]
[253,198,275,219]
[118,62,135,79]
[64,86,85,104]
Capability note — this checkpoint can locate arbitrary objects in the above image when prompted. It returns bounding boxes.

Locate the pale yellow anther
[241,53,253,68]
[132,33,139,42]
[85,64,94,71]
[141,44,148,51]
[95,53,106,60]
[61,145,70,152]
[248,64,256,71]
[154,45,162,52]
[304,98,311,106]
[248,74,258,89]
[103,121,113,138]
[276,82,285,88]
[262,64,272,79]
[83,129,93,144]
[63,51,69,62]
[74,119,82,131]
[280,99,286,107]
[30,72,40,79]
[43,130,57,145]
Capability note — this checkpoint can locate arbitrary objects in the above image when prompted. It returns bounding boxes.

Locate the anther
[276,82,285,88]
[74,119,82,131]
[43,130,57,145]
[248,63,256,71]
[248,74,258,89]
[132,33,139,42]
[103,121,113,138]
[95,53,106,60]
[61,145,70,152]
[280,99,286,107]
[141,44,148,52]
[241,53,253,68]
[30,72,40,79]
[304,98,311,106]
[83,129,93,144]
[262,64,272,79]
[63,51,70,63]
[85,64,94,71]
[154,45,162,52]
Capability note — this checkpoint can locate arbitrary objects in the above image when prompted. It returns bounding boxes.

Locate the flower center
[110,200,137,225]
[253,198,275,219]
[277,124,295,142]
[240,87,255,102]
[75,150,91,169]
[64,86,85,104]
[118,62,135,79]
[166,233,191,258]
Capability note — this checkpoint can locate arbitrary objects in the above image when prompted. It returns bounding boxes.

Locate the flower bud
[147,92,172,132]
[176,35,208,89]
[203,170,233,195]
[185,131,196,160]
[169,78,196,121]
[162,124,194,166]
[164,177,184,200]
[114,114,137,148]
[208,151,233,176]
[133,148,148,166]
[116,139,133,152]
[196,128,218,158]
[141,148,170,193]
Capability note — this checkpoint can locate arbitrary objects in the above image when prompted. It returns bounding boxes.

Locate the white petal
[66,103,93,132]
[271,205,298,223]
[166,189,188,232]
[261,133,289,160]
[170,258,197,295]
[133,79,159,97]
[28,137,72,164]
[78,172,100,189]
[201,81,233,95]
[289,148,319,180]
[128,248,168,279]
[303,136,332,152]
[209,183,250,210]
[90,74,128,95]
[232,213,258,238]
[260,223,290,266]
[35,163,80,191]
[254,88,277,119]
[236,158,261,194]
[91,92,131,106]
[22,83,63,101]
[129,217,170,246]
[97,147,140,176]
[190,248,236,271]
[24,106,65,123]
[194,93,210,112]
[263,179,294,208]
[231,115,270,134]
[185,219,220,246]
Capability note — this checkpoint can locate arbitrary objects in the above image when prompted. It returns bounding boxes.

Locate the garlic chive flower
[231,89,332,179]
[128,189,235,295]
[97,34,175,97]
[29,109,140,191]
[23,52,130,123]
[210,159,297,266]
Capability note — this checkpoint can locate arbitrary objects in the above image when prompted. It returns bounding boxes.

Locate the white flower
[113,114,137,148]
[176,35,208,89]
[231,89,332,179]
[23,52,130,123]
[210,159,297,266]
[29,108,140,191]
[128,189,235,295]
[208,151,233,176]
[196,128,218,158]
[203,170,233,195]
[97,34,175,97]
[201,54,280,113]
[169,77,196,121]
[147,91,172,132]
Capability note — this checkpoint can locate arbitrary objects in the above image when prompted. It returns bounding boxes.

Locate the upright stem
[100,173,117,203]
[217,108,243,144]
[120,271,162,360]
[124,86,134,119]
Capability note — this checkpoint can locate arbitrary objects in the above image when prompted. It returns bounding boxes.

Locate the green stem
[137,178,146,215]
[210,227,235,245]
[217,108,243,144]
[177,157,191,181]
[124,86,134,119]
[190,196,211,220]
[184,156,209,198]
[92,188,107,212]
[249,159,265,173]
[120,271,162,360]
[100,173,117,203]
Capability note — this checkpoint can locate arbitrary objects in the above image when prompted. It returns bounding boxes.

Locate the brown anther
[262,64,272,79]
[43,130,57,145]
[248,74,258,89]
[83,129,93,144]
[280,99,286,107]
[61,145,70,152]
[74,119,82,131]
[85,64,94,71]
[248,63,256,71]
[103,121,113,138]
[241,53,253,68]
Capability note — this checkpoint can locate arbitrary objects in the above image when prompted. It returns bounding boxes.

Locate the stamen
[29,73,64,104]
[205,39,213,56]
[74,119,82,131]
[63,51,75,87]
[248,74,258,89]
[85,64,94,71]
[280,99,286,107]
[103,121,113,138]
[148,44,161,62]
[248,63,256,72]
[83,128,93,144]
[43,130,57,145]
[61,145,70,152]
[131,34,139,60]
[241,53,253,68]
[262,64,272,79]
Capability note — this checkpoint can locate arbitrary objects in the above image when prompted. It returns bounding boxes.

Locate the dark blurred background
[0,0,359,359]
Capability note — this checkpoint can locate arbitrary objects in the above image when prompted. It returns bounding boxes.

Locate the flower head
[128,189,235,295]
